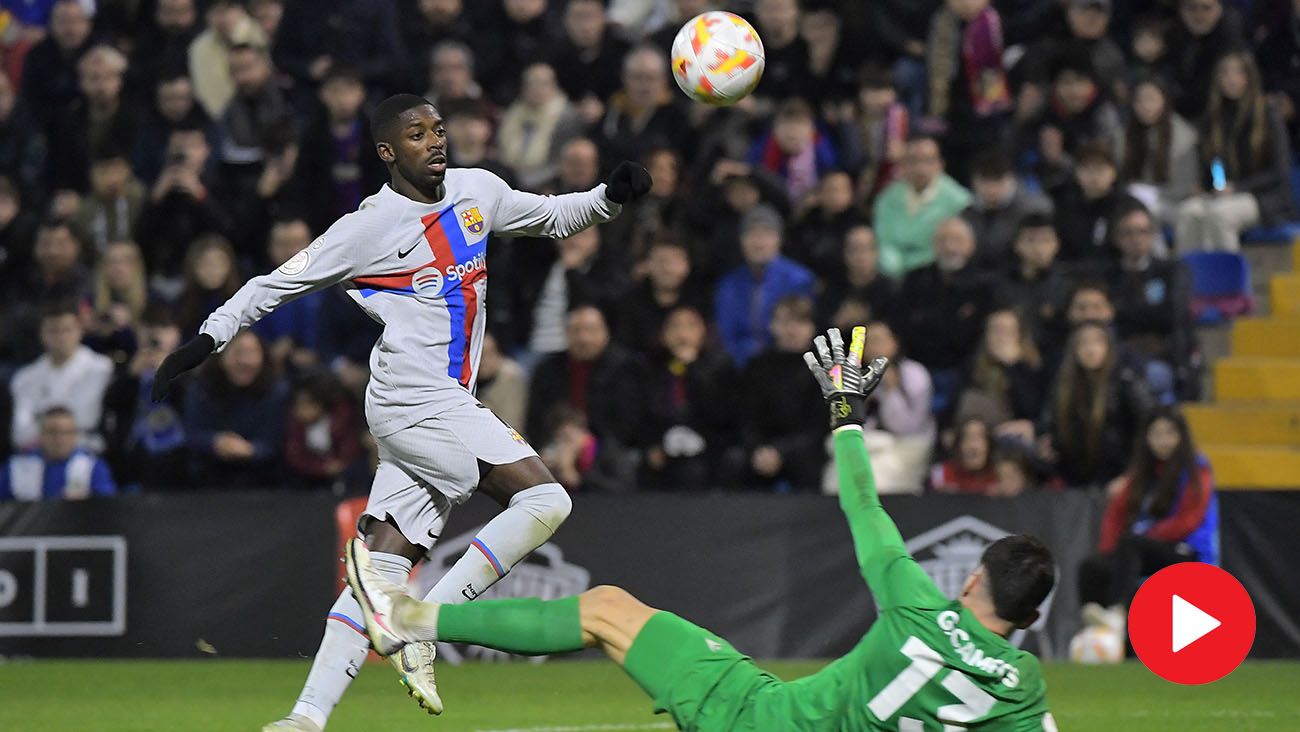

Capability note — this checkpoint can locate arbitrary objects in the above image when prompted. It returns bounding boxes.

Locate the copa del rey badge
[461,207,485,235]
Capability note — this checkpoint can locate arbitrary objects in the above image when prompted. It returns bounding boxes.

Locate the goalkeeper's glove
[803,326,889,430]
[152,333,216,402]
[603,161,653,204]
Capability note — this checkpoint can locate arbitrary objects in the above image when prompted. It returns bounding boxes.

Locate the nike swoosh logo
[397,242,420,258]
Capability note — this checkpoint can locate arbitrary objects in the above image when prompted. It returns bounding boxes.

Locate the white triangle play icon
[1172,594,1221,653]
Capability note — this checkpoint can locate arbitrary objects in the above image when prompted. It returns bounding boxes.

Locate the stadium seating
[1184,252,1254,325]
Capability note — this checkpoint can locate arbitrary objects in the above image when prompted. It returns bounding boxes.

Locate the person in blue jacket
[0,406,116,500]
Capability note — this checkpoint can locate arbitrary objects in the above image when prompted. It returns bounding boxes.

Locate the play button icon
[1129,563,1255,684]
[1171,594,1220,652]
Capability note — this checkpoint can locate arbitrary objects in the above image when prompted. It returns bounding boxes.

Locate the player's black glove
[603,161,653,204]
[803,326,889,430]
[152,333,216,402]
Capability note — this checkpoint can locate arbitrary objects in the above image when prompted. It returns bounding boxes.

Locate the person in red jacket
[284,371,363,491]
[1077,405,1218,619]
[929,417,998,495]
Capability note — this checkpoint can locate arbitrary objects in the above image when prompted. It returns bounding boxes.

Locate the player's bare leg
[265,519,424,731]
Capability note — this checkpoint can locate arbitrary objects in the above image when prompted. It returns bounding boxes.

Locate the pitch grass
[0,659,1297,731]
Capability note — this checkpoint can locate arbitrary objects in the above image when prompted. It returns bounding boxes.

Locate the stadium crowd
[0,0,1288,499]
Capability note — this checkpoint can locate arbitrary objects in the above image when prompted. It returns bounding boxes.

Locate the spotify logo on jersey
[411,266,444,295]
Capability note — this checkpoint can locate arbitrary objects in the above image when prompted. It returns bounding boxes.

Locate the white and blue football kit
[200,169,621,548]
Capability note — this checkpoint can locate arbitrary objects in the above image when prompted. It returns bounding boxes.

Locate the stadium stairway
[1186,238,1300,489]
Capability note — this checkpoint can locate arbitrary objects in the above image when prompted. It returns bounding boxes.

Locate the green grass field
[0,659,1297,731]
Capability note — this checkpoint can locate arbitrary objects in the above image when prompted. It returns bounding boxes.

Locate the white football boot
[343,539,445,715]
[261,713,322,732]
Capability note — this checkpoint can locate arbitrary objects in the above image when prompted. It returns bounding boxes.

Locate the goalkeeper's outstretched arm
[806,328,946,611]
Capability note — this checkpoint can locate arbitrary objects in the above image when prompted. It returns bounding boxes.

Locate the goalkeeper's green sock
[399,596,586,656]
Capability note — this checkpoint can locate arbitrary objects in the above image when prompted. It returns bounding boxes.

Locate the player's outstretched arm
[805,327,946,611]
[490,162,651,239]
[152,226,360,401]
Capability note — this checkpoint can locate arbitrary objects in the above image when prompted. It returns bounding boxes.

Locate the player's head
[371,93,447,199]
[962,535,1055,631]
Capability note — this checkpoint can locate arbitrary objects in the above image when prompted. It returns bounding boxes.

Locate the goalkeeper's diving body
[345,326,1060,731]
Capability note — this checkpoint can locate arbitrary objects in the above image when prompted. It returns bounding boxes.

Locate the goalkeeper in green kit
[344,326,1060,731]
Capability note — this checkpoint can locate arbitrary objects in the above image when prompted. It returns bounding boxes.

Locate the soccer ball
[1068,625,1125,664]
[670,12,765,106]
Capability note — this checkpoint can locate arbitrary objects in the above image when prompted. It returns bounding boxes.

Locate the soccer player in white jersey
[151,94,652,732]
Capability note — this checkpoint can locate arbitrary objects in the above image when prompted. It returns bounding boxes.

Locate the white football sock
[422,483,571,605]
[290,551,413,729]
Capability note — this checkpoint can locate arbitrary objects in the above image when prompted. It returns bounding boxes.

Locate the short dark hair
[972,150,1013,180]
[140,304,177,329]
[321,64,363,88]
[858,65,895,91]
[1016,211,1056,237]
[39,299,81,322]
[370,93,435,143]
[773,294,815,323]
[1075,142,1116,168]
[440,96,490,122]
[980,535,1055,624]
[40,405,75,423]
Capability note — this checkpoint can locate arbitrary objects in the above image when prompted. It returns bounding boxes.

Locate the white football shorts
[359,393,536,552]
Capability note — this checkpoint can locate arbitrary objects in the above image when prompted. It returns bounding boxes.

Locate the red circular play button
[1128,562,1255,684]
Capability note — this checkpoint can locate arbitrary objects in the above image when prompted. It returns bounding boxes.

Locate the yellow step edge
[1214,357,1300,400]
[1185,403,1300,445]
[1202,443,1300,489]
[1272,273,1300,313]
[1231,317,1300,357]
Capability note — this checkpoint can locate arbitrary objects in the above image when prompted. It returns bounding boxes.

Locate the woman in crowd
[174,234,242,337]
[85,240,151,363]
[1118,76,1199,225]
[1037,321,1153,488]
[1176,50,1294,252]
[929,418,998,495]
[956,308,1046,435]
[283,371,362,492]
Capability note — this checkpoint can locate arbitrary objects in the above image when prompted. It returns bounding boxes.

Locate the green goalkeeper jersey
[746,428,1056,731]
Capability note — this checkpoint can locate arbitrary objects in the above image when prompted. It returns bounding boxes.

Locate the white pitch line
[471,723,675,732]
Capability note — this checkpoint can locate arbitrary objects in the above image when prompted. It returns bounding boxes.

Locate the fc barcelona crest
[461,207,485,235]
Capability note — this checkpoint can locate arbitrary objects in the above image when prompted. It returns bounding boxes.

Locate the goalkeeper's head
[961,535,1056,633]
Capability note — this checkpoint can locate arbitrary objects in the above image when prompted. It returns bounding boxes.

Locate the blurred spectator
[1048,143,1139,264]
[602,146,685,263]
[175,234,242,337]
[272,0,404,93]
[1017,0,1126,109]
[617,236,708,356]
[217,43,293,171]
[714,204,815,366]
[930,418,999,495]
[802,4,861,105]
[995,213,1072,360]
[1127,14,1173,85]
[296,67,386,234]
[640,305,738,491]
[550,0,628,111]
[873,0,943,117]
[100,308,188,491]
[10,301,114,453]
[496,63,584,190]
[1037,320,1153,488]
[748,98,840,212]
[925,0,1013,182]
[1118,77,1199,225]
[527,304,645,455]
[19,0,94,130]
[441,97,512,182]
[133,72,218,185]
[955,308,1047,430]
[895,217,993,408]
[734,295,825,491]
[283,370,362,491]
[136,125,232,290]
[787,171,862,280]
[0,406,115,501]
[251,0,284,43]
[400,0,476,92]
[49,44,136,194]
[477,331,528,434]
[252,219,320,374]
[1169,0,1244,120]
[1021,50,1122,192]
[0,70,48,202]
[129,0,200,97]
[518,226,628,363]
[71,146,145,256]
[538,405,629,492]
[595,45,691,170]
[991,445,1045,498]
[1256,0,1300,143]
[189,0,269,119]
[753,0,809,101]
[316,286,381,395]
[825,320,934,495]
[0,177,38,289]
[4,220,92,364]
[1078,406,1218,615]
[682,159,790,282]
[84,240,150,363]
[817,224,896,329]
[1109,203,1197,402]
[424,40,485,108]
[480,0,558,105]
[183,329,287,489]
[873,135,972,278]
[961,150,1052,270]
[839,66,909,207]
[548,136,601,194]
[1176,51,1294,253]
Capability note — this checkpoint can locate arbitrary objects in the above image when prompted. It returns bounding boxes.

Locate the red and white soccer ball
[670,12,765,106]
